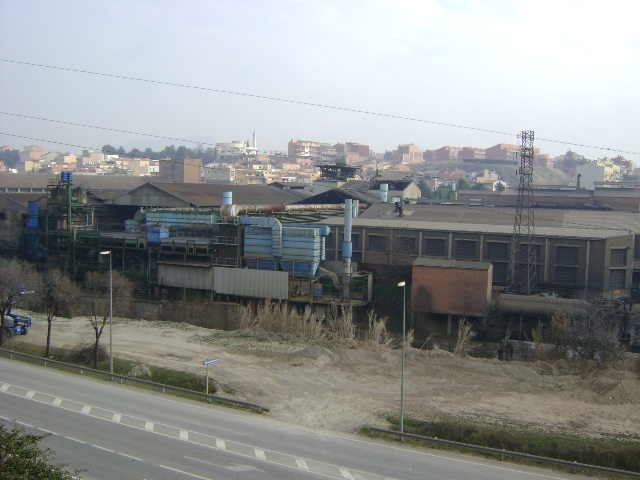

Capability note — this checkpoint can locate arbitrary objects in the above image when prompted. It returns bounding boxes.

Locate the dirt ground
[8,310,640,440]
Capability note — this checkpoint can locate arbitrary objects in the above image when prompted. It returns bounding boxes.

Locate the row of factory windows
[333,233,627,266]
[328,231,629,289]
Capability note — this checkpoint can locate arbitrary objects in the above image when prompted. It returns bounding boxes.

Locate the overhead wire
[1,58,638,157]
[2,58,640,232]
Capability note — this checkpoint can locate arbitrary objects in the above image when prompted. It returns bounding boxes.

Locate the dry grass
[453,318,476,357]
[365,309,392,345]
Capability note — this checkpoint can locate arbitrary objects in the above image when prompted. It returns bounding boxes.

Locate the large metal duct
[498,294,589,316]
[220,203,348,217]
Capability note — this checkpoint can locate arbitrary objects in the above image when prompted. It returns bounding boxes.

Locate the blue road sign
[203,358,220,365]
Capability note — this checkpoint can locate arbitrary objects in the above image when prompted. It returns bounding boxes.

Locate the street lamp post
[397,280,406,436]
[100,250,113,376]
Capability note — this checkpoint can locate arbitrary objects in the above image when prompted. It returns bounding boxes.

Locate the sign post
[203,358,220,395]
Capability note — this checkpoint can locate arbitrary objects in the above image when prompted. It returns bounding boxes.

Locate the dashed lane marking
[2,382,410,480]
[119,453,142,462]
[160,464,210,480]
[339,467,356,480]
[66,436,86,444]
[0,383,9,392]
[93,445,114,453]
[26,390,35,399]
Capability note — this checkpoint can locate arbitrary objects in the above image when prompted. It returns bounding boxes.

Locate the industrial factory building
[2,171,640,347]
[321,202,638,299]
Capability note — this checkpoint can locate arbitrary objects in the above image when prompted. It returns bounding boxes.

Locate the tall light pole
[397,280,406,436]
[100,250,113,376]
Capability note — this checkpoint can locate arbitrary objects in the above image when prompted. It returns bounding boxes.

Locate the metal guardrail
[0,348,265,413]
[368,427,640,478]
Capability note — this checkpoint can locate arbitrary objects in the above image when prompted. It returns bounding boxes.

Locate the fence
[0,348,265,413]
[367,427,640,478]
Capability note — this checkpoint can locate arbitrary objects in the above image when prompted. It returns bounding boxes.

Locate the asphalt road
[0,358,591,480]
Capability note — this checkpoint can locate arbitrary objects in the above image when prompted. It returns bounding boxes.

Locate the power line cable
[0,132,204,168]
[0,111,218,149]
[3,58,637,157]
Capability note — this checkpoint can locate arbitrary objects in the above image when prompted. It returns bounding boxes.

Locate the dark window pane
[456,240,476,259]
[425,238,446,256]
[557,246,578,265]
[487,242,508,260]
[610,249,627,267]
[368,235,387,253]
[610,269,625,289]
[492,262,507,284]
[556,266,577,284]
[396,236,416,254]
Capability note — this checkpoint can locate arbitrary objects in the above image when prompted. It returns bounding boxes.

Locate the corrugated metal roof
[321,214,630,239]
[413,258,492,269]
[0,173,151,191]
[347,203,640,237]
[109,182,312,207]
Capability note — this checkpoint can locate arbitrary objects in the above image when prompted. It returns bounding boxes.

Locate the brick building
[434,146,461,162]
[159,158,202,183]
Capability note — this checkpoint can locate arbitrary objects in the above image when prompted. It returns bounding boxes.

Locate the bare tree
[39,269,79,357]
[80,271,133,369]
[0,260,39,347]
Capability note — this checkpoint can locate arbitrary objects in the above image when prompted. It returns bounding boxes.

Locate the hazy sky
[1,0,638,161]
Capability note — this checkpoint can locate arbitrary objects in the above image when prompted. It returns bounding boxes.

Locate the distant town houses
[3,135,634,191]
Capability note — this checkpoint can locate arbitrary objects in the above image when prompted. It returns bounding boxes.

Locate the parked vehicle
[3,313,32,337]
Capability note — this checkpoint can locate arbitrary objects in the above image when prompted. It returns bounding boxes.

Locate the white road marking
[26,390,35,398]
[16,421,33,428]
[295,458,309,470]
[93,445,114,453]
[66,436,86,444]
[112,413,121,423]
[119,453,142,461]
[53,397,63,406]
[145,421,154,431]
[81,405,91,414]
[0,383,9,392]
[339,467,355,480]
[180,429,189,440]
[215,438,226,450]
[160,464,210,479]
[254,448,266,460]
